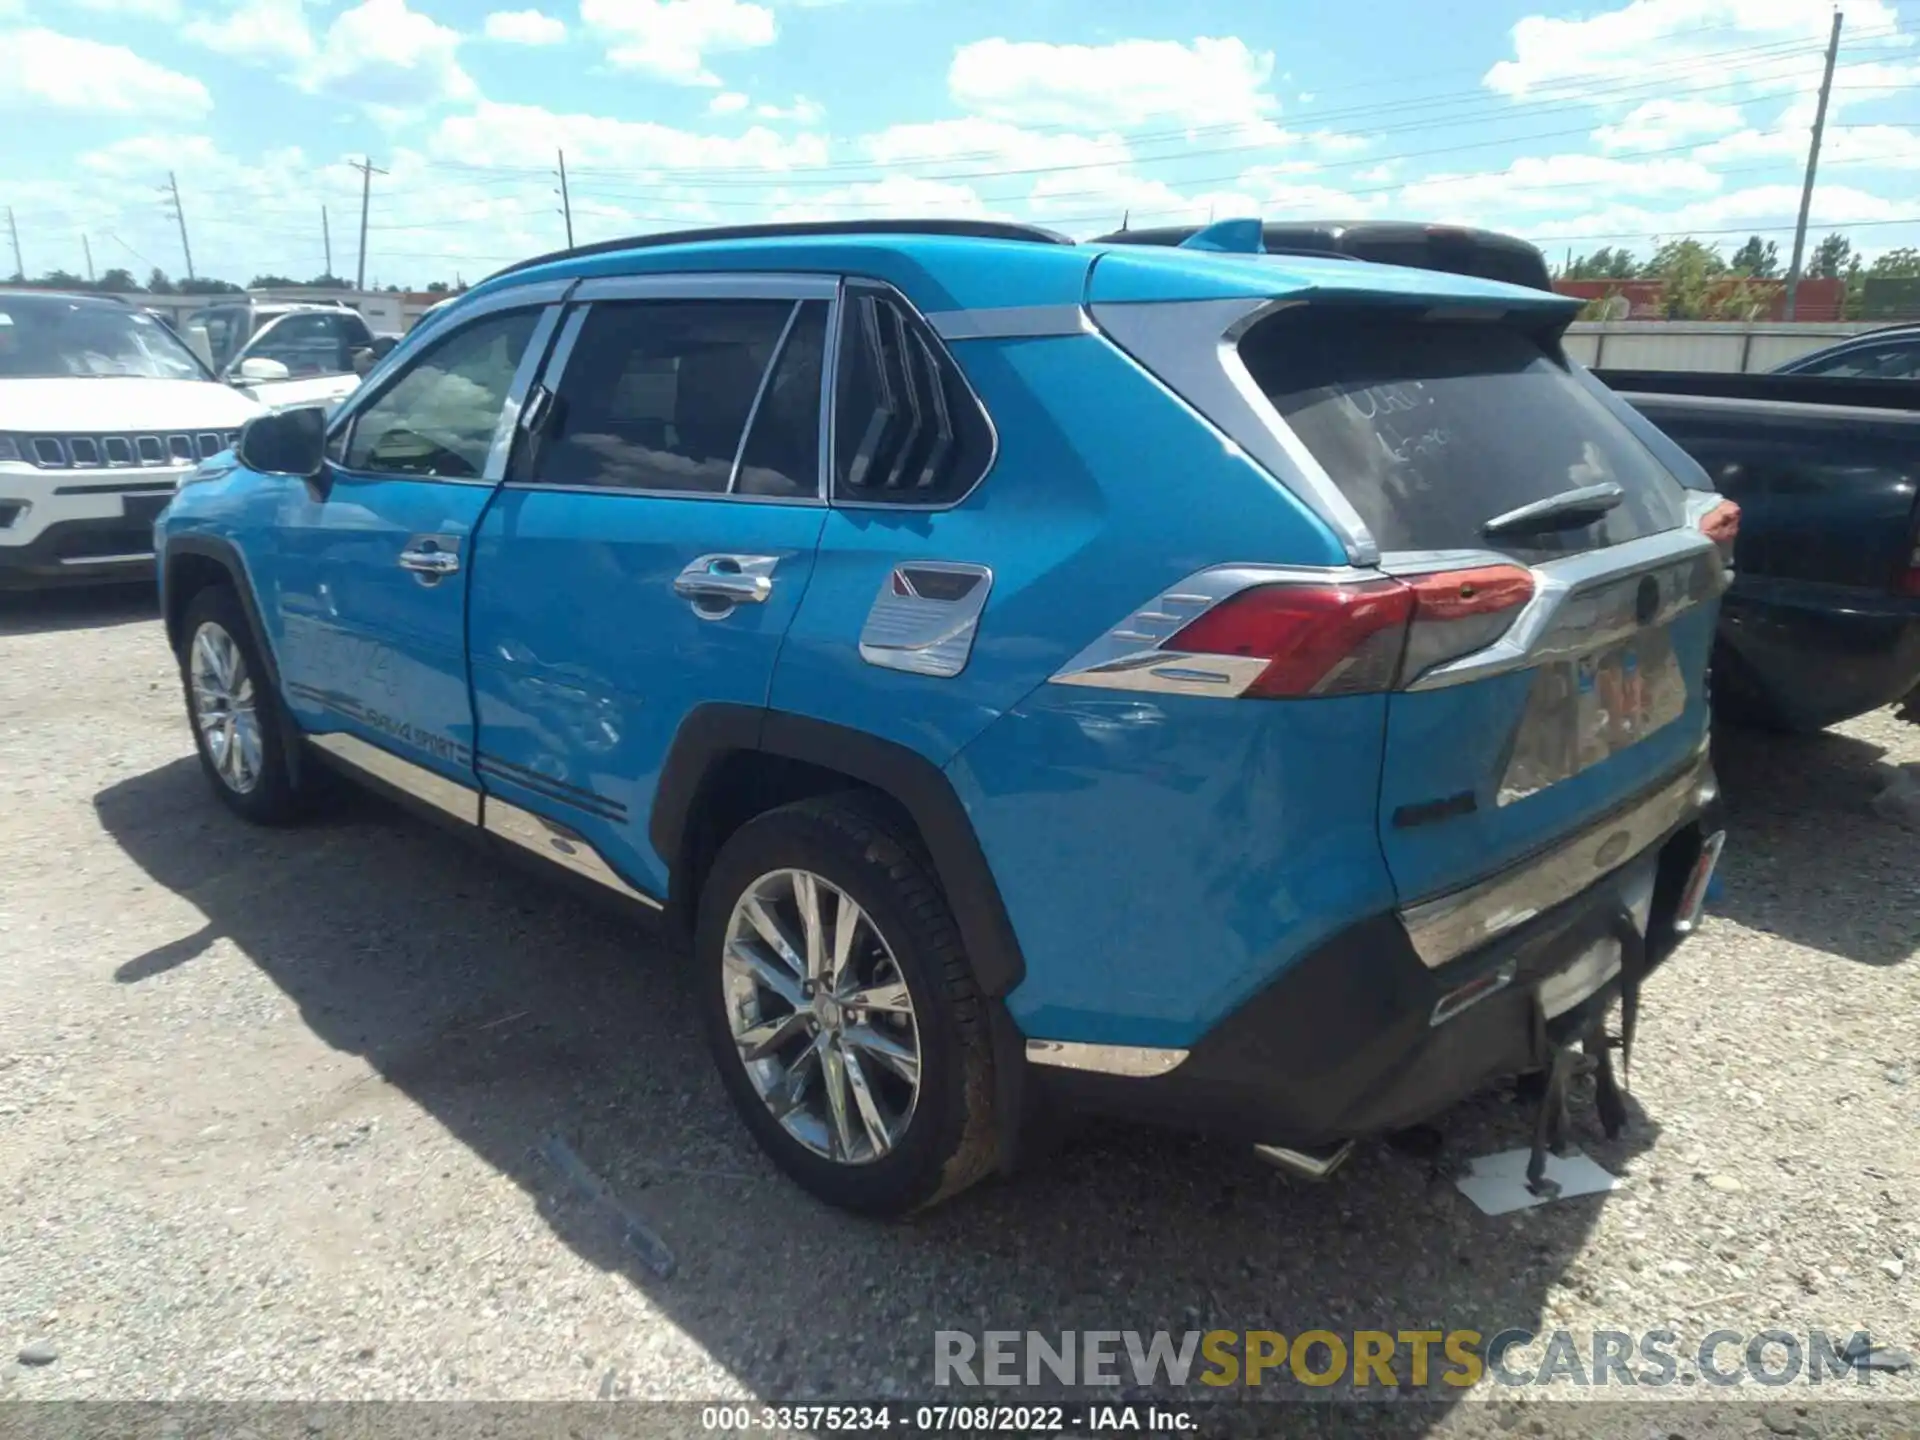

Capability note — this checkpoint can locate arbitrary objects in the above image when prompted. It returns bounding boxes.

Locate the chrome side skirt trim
[309,732,481,824]
[481,797,664,911]
[1025,1038,1189,1078]
[1400,751,1717,969]
[926,304,1095,342]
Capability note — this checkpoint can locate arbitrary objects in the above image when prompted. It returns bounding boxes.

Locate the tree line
[1,266,463,296]
[1558,233,1920,319]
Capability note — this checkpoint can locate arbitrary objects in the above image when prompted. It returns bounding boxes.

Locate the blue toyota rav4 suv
[157,219,1733,1215]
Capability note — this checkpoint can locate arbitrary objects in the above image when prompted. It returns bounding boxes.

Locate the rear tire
[696,794,999,1216]
[178,585,310,826]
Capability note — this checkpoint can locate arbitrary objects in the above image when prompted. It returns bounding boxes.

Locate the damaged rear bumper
[1027,753,1725,1149]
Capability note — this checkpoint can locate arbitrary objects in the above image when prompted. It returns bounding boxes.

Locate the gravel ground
[1,585,1916,1432]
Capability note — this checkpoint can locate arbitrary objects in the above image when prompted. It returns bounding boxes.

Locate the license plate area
[1498,626,1686,806]
[123,493,172,526]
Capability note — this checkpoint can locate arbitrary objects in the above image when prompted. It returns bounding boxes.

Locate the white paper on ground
[1454,1147,1621,1216]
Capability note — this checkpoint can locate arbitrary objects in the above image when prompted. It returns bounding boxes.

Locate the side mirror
[350,346,376,378]
[236,355,292,382]
[237,406,328,479]
[186,322,216,372]
[370,334,400,359]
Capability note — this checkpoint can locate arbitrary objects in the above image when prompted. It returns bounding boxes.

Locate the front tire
[178,585,308,825]
[696,795,999,1216]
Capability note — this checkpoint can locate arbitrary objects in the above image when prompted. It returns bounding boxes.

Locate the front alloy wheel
[188,620,263,795]
[722,868,922,1164]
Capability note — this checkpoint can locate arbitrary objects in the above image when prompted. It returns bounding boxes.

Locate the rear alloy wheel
[178,585,310,825]
[722,867,923,1165]
[698,796,999,1215]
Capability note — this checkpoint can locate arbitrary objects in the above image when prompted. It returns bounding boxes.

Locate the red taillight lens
[1165,564,1534,698]
[1898,538,1920,597]
[1697,498,1740,563]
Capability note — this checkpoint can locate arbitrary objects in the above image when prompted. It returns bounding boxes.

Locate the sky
[2,0,1918,289]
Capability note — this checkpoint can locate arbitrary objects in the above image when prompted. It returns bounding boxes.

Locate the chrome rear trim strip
[309,732,480,824]
[481,797,664,911]
[57,552,153,566]
[1025,1039,1189,1078]
[926,304,1094,341]
[1400,751,1716,969]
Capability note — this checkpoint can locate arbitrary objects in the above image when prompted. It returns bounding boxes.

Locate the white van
[0,290,263,588]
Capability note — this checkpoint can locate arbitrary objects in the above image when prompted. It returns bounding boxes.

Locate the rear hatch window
[1239,308,1687,561]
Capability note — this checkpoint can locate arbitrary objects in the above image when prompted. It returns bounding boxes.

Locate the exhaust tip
[1254,1140,1355,1181]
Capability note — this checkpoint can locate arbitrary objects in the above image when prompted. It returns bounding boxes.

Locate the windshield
[0,294,211,381]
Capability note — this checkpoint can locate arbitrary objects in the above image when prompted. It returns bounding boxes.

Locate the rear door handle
[674,554,779,614]
[398,537,461,580]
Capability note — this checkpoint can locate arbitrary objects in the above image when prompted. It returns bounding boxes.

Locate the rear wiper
[1482,482,1624,538]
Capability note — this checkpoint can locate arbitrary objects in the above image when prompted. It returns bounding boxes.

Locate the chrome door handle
[398,546,460,577]
[673,554,778,614]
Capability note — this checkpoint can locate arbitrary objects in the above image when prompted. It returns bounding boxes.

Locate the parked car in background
[158,218,1729,1213]
[1769,323,1920,380]
[1,290,260,588]
[1595,368,1920,732]
[182,298,394,412]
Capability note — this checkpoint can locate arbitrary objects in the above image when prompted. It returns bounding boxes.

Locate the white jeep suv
[0,290,262,589]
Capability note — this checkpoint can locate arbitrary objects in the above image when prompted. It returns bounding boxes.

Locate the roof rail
[482,218,1076,284]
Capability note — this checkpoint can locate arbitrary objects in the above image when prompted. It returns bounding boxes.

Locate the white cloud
[305,0,474,106]
[580,0,776,86]
[483,8,565,44]
[186,0,473,105]
[708,91,749,115]
[72,0,180,17]
[184,0,315,63]
[1594,97,1745,150]
[1486,0,1910,101]
[427,99,827,171]
[0,27,211,116]
[950,36,1277,129]
[754,95,823,124]
[1397,153,1722,216]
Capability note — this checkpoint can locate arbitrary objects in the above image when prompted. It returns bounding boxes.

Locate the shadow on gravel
[94,756,1657,1414]
[1711,724,1919,969]
[0,582,158,637]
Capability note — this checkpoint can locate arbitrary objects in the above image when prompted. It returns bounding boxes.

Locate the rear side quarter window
[832,288,993,506]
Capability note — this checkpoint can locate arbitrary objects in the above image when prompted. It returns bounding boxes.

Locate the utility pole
[1784,8,1843,321]
[349,156,387,292]
[323,205,333,279]
[83,234,95,283]
[5,206,21,280]
[164,170,195,280]
[556,148,574,248]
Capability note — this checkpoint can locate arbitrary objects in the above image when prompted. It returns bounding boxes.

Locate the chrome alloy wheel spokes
[189,621,262,795]
[722,868,922,1164]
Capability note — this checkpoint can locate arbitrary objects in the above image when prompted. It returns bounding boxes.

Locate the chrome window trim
[1025,1039,1189,1078]
[1088,296,1380,566]
[571,272,838,303]
[309,733,480,824]
[326,278,579,442]
[926,303,1094,342]
[1400,750,1717,969]
[817,278,845,504]
[491,482,826,507]
[826,278,1001,513]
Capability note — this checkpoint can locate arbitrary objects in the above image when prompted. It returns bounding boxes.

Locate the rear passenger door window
[831,288,993,506]
[529,299,822,497]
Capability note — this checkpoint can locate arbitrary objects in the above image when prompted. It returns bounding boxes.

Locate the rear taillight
[1898,536,1920,597]
[1164,564,1534,698]
[1696,498,1740,565]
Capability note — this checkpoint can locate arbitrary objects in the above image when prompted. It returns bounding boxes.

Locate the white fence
[1563,321,1885,373]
